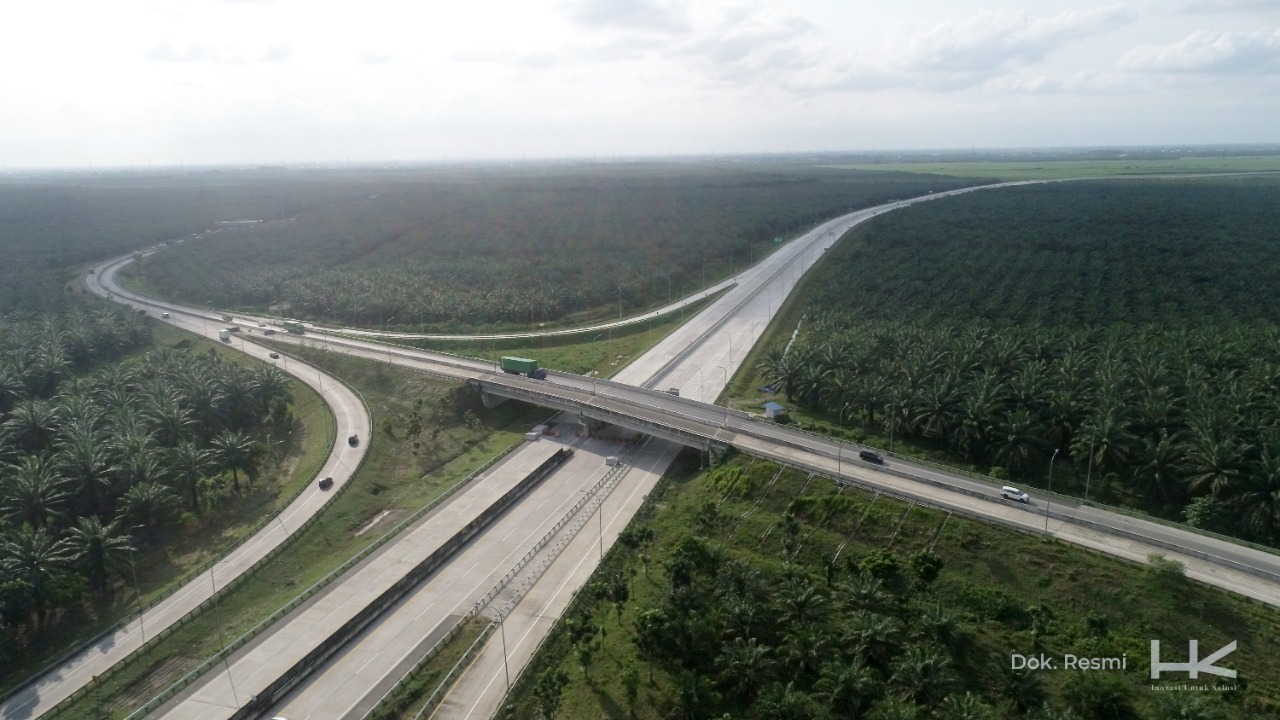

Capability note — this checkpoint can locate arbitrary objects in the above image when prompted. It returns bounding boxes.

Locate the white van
[1000,486,1030,503]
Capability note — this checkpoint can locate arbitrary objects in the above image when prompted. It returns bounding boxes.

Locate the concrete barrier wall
[229,448,574,719]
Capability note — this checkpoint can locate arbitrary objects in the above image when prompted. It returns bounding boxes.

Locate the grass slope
[500,452,1279,719]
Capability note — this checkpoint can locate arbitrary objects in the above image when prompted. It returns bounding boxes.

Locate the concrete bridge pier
[480,390,508,409]
[579,415,610,438]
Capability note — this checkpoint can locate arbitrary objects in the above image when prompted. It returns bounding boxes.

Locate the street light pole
[838,402,851,477]
[1045,448,1059,535]
[717,329,734,368]
[714,366,728,426]
[1084,434,1095,503]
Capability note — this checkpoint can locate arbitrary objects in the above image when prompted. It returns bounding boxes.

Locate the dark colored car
[318,477,334,491]
[858,450,884,464]
[348,434,359,447]
[269,352,280,359]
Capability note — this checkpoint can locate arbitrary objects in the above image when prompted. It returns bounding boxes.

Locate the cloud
[1120,28,1280,73]
[262,46,292,63]
[1179,0,1280,14]
[682,10,819,83]
[569,0,689,32]
[360,51,395,65]
[898,5,1134,76]
[147,44,243,64]
[788,6,1134,95]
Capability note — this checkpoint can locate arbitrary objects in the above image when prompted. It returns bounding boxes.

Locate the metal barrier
[116,433,529,720]
[2,366,342,709]
[227,449,574,719]
[28,356,363,719]
[363,439,644,720]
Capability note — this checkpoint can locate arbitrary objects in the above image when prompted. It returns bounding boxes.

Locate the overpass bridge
[471,375,732,458]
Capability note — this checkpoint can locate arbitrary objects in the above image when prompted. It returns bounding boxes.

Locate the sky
[2,0,1278,167]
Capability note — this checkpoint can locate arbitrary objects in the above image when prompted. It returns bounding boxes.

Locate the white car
[1000,486,1030,503]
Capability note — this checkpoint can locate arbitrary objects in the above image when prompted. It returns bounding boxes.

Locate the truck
[218,330,231,342]
[500,356,547,379]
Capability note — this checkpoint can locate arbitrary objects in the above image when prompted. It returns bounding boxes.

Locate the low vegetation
[500,452,1279,719]
[749,177,1280,545]
[125,163,981,330]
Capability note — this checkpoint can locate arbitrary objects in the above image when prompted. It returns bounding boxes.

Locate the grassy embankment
[55,345,548,719]
[0,319,332,694]
[498,451,1280,719]
[402,290,724,378]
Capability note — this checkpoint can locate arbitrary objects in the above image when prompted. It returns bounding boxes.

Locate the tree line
[131,164,981,329]
[0,307,293,664]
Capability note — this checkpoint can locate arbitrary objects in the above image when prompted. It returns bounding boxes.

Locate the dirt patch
[354,508,407,537]
[113,653,194,710]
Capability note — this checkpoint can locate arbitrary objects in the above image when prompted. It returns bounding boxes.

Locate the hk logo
[1150,640,1237,680]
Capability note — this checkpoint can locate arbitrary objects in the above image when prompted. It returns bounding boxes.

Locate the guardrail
[746,440,1280,587]
[10,350,354,717]
[227,448,574,719]
[116,431,530,720]
[741,412,1280,559]
[363,438,644,720]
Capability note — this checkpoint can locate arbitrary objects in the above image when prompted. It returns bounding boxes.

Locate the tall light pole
[129,548,145,644]
[714,366,728,426]
[1045,448,1059,535]
[838,402,851,477]
[717,329,734,368]
[1084,433,1095,503]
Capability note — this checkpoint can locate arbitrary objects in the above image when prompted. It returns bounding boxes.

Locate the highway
[64,183,1280,719]
[0,264,372,720]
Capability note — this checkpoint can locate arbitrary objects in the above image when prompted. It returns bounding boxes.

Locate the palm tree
[990,408,1050,476]
[842,610,903,672]
[1230,445,1280,541]
[776,576,829,626]
[1,456,71,530]
[814,657,879,717]
[210,429,256,493]
[4,397,60,453]
[0,525,76,615]
[144,391,196,447]
[758,346,812,403]
[1070,409,1138,477]
[251,365,293,417]
[780,623,830,679]
[0,363,24,414]
[119,483,179,542]
[66,516,134,595]
[1132,431,1189,507]
[55,422,116,516]
[714,636,773,703]
[169,441,215,510]
[890,644,955,707]
[1185,431,1249,498]
[753,681,821,720]
[940,693,997,720]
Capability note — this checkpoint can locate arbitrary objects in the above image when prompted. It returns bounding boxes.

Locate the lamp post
[384,316,396,363]
[838,402,852,477]
[129,548,145,644]
[1045,448,1060,535]
[717,329,734,368]
[1084,434,1095,503]
[713,366,728,426]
